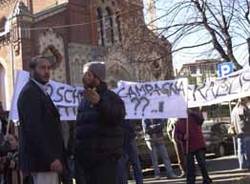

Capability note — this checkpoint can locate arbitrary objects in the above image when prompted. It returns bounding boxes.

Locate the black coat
[17,80,64,173]
[75,82,125,167]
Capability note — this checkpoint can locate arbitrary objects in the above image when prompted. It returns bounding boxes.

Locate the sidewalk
[129,155,250,184]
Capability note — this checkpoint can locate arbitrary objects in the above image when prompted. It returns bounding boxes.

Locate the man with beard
[17,56,64,184]
[75,62,125,184]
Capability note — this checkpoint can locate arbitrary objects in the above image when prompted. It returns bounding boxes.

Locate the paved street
[129,156,250,184]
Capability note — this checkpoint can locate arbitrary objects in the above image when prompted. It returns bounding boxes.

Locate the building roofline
[34,3,68,23]
[182,59,221,67]
[178,59,222,75]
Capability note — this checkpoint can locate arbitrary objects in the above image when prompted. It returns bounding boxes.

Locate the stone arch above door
[39,29,66,82]
[42,45,62,69]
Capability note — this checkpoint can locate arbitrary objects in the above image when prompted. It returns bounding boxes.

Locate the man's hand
[84,88,100,105]
[50,159,63,173]
[228,125,236,136]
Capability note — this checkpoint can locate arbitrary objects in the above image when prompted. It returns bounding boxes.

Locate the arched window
[116,14,122,42]
[97,8,104,46]
[105,7,114,44]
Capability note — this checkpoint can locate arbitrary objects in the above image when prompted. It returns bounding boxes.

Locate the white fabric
[231,103,250,135]
[31,78,49,95]
[231,104,242,134]
[32,172,59,184]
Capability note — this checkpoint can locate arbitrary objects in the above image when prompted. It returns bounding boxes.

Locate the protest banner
[10,68,250,121]
[9,71,83,121]
[9,71,30,122]
[9,71,188,121]
[188,67,250,107]
[47,80,83,107]
[117,79,188,119]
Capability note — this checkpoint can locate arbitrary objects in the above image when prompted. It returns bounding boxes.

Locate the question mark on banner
[158,101,164,112]
[141,97,150,116]
[131,97,140,115]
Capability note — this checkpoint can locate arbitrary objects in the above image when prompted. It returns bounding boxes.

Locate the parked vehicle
[202,121,233,157]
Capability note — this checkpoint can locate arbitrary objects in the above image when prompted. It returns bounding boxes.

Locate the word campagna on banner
[117,79,188,119]
[117,80,186,98]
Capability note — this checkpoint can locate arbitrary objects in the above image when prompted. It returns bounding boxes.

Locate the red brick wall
[30,2,98,45]
[67,3,96,44]
[32,11,67,51]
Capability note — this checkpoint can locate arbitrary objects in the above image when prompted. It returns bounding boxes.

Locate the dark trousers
[117,140,143,184]
[186,149,211,184]
[127,140,143,184]
[117,155,129,184]
[61,156,74,184]
[75,159,118,184]
[23,175,33,184]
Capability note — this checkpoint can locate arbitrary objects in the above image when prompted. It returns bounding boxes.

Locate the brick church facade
[0,0,173,110]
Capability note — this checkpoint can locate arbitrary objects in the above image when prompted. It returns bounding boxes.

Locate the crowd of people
[0,56,249,184]
[0,102,20,184]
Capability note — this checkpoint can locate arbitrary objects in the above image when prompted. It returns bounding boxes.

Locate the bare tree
[154,0,250,69]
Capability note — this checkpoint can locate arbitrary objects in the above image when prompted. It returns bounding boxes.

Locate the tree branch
[172,40,212,53]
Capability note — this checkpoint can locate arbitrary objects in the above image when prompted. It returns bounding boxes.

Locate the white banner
[10,68,250,121]
[188,68,250,107]
[57,106,78,121]
[117,79,188,119]
[9,71,83,121]
[9,71,188,121]
[9,71,30,122]
[47,81,83,107]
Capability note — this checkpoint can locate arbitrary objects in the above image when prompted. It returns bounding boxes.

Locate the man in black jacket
[17,56,64,184]
[75,62,125,184]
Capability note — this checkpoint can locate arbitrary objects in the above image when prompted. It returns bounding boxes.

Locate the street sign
[217,62,234,78]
